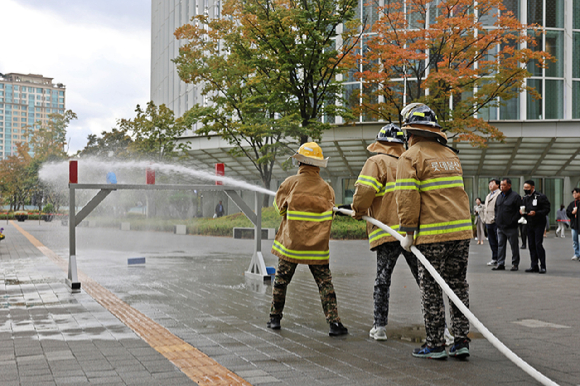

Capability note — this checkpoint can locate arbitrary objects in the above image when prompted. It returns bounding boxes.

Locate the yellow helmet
[291,142,328,168]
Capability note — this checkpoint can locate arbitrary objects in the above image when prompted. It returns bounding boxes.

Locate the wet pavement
[2,219,580,386]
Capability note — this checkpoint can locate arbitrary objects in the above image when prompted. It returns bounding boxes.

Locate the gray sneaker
[572,256,579,261]
[486,260,498,266]
[369,326,387,341]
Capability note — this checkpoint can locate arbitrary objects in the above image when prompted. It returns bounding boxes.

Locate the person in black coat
[566,188,580,260]
[493,178,522,271]
[520,180,551,273]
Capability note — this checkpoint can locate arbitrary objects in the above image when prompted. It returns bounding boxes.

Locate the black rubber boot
[267,315,281,330]
[329,322,348,336]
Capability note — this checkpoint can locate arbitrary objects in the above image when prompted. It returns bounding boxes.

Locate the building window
[342,178,356,205]
[527,79,542,119]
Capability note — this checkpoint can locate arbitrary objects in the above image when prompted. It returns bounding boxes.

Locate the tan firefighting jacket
[272,165,335,265]
[395,136,472,245]
[352,142,405,250]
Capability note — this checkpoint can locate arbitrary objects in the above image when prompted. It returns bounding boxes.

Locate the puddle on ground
[4,278,56,286]
[389,325,425,342]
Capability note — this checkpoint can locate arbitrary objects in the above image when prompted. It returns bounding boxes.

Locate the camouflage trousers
[374,243,420,327]
[417,239,470,347]
[270,259,340,323]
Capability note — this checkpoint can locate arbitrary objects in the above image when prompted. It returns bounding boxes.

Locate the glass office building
[151,0,580,223]
[0,73,66,159]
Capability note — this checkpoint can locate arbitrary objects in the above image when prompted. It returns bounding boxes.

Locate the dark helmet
[376,123,405,144]
[402,104,441,129]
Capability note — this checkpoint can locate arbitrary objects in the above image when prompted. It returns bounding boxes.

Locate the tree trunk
[262,176,271,208]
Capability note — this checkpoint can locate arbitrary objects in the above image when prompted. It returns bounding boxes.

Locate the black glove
[335,204,352,217]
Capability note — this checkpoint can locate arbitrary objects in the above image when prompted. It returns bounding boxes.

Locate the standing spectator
[395,103,472,360]
[566,188,580,261]
[483,179,500,265]
[556,205,569,238]
[520,180,551,274]
[492,178,522,271]
[473,198,485,245]
[349,125,419,341]
[214,200,224,218]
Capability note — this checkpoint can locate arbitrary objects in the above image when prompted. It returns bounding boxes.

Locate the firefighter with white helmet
[267,142,348,336]
[395,104,472,359]
[339,124,420,341]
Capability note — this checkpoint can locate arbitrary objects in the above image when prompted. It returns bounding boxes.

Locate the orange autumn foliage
[348,0,552,147]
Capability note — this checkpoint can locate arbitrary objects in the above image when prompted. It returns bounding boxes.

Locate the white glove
[401,234,414,252]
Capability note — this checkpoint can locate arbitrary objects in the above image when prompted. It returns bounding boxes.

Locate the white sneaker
[444,327,454,346]
[572,256,579,261]
[486,260,498,266]
[369,326,388,341]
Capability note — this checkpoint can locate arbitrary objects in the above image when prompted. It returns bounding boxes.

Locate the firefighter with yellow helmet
[395,104,472,359]
[267,142,348,336]
[340,124,419,341]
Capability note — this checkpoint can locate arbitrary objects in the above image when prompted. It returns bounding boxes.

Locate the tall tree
[78,127,133,159]
[0,144,34,211]
[352,0,552,146]
[118,102,190,161]
[174,0,364,201]
[25,110,77,161]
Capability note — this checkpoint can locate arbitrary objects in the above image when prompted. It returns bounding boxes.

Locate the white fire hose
[334,207,559,386]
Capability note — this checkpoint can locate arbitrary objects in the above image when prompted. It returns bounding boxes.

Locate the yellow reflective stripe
[368,225,403,244]
[414,111,425,117]
[286,210,333,222]
[395,178,420,191]
[273,200,286,216]
[375,182,395,197]
[420,182,464,191]
[419,176,464,191]
[356,174,383,192]
[418,219,472,236]
[272,241,329,260]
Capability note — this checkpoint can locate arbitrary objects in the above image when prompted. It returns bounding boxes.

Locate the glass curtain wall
[574,0,580,118]
[544,178,564,227]
[526,0,565,120]
[350,0,566,123]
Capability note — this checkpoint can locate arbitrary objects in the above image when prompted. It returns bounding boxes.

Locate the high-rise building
[0,73,66,158]
[151,0,580,222]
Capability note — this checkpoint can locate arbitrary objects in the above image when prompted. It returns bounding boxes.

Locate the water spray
[333,207,559,386]
[40,158,276,197]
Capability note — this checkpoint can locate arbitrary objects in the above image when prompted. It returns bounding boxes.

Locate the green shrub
[43,203,55,213]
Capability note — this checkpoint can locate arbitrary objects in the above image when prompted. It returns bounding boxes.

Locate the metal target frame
[66,162,271,290]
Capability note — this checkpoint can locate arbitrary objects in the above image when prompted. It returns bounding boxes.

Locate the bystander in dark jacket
[521,180,550,273]
[495,188,522,230]
[566,188,580,260]
[492,178,522,271]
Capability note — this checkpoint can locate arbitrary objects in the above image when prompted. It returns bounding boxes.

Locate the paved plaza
[1,219,579,385]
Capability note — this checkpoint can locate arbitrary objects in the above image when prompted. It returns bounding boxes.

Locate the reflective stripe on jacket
[271,165,335,265]
[351,142,405,250]
[395,136,472,245]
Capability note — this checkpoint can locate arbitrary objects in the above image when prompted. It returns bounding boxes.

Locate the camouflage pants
[417,239,470,347]
[270,259,340,323]
[374,243,420,327]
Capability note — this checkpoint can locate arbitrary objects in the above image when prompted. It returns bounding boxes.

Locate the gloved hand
[335,204,352,217]
[401,234,414,252]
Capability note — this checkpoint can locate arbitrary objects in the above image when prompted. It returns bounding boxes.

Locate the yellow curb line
[10,221,252,386]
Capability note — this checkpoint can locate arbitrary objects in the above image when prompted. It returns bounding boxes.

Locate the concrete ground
[1,219,579,386]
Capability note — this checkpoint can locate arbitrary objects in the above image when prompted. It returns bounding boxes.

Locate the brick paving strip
[11,221,252,386]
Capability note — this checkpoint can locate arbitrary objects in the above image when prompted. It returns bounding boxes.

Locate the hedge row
[83,207,368,240]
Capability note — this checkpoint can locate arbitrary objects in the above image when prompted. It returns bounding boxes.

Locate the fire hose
[333,207,559,386]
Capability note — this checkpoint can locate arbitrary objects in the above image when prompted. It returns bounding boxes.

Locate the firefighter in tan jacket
[394,104,472,360]
[267,142,348,336]
[348,124,419,341]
